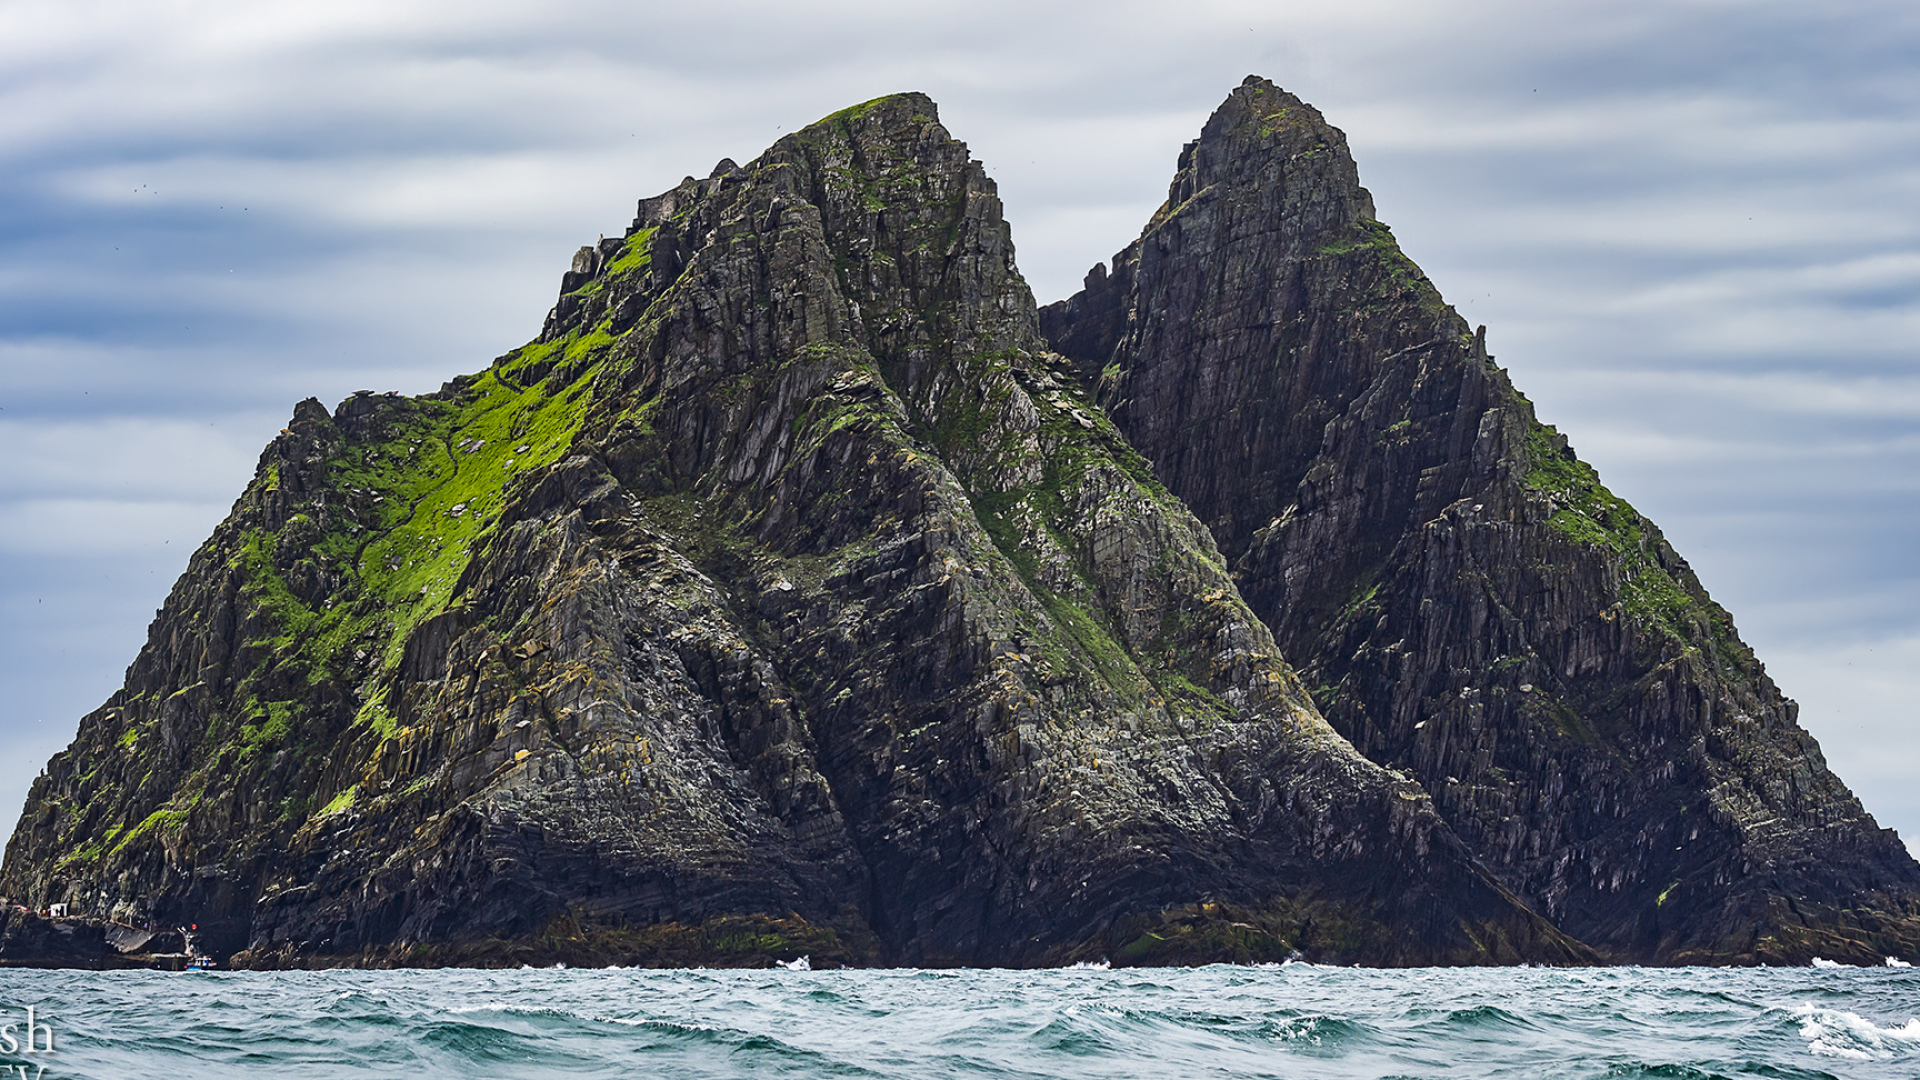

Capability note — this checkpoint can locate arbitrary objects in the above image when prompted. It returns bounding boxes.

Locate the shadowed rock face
[0,93,1583,969]
[1041,75,1920,964]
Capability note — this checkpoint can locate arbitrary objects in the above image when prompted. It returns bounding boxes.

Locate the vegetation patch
[316,784,358,818]
[606,227,656,277]
[1521,421,1743,657]
[1092,900,1333,966]
[233,341,609,727]
[1317,219,1451,319]
[109,806,190,858]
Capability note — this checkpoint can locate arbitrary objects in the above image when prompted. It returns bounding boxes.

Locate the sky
[1,0,1916,854]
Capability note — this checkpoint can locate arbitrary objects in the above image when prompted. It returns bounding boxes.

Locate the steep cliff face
[0,93,1581,968]
[1041,76,1920,964]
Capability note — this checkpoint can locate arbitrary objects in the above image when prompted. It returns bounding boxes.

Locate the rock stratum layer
[1041,76,1920,964]
[3,80,1910,969]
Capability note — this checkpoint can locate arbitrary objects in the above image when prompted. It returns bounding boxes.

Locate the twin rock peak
[6,76,1916,970]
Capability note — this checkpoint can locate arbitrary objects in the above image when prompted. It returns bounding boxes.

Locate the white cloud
[0,415,262,501]
[1766,634,1920,856]
[0,498,234,556]
[1553,371,1920,425]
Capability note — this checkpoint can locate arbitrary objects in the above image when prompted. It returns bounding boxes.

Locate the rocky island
[5,77,1914,969]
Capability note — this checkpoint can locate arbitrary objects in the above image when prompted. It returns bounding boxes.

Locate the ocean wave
[1792,1004,1920,1060]
[1593,1064,1724,1078]
[12,965,1920,1078]
[1442,1004,1535,1029]
[1026,1014,1121,1056]
[1257,1013,1369,1049]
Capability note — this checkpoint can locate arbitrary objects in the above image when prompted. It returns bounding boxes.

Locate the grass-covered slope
[0,324,627,958]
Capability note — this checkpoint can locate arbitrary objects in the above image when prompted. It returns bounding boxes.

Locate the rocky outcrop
[1041,75,1920,964]
[0,910,188,969]
[0,94,1584,968]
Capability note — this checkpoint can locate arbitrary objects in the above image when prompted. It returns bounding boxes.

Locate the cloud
[0,415,262,499]
[1556,371,1920,425]
[1764,634,1920,857]
[0,498,234,556]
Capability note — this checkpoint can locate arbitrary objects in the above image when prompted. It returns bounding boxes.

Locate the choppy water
[0,963,1915,1078]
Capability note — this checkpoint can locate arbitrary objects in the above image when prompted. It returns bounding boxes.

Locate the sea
[0,962,1915,1078]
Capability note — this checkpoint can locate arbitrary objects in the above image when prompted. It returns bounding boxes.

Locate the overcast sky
[2,0,1916,853]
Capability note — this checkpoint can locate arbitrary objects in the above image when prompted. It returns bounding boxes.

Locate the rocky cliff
[1040,76,1920,964]
[0,93,1584,968]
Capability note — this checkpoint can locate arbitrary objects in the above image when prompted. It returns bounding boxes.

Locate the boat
[181,926,215,972]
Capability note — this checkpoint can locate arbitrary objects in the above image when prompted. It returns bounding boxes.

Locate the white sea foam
[776,955,811,971]
[1793,1005,1920,1060]
[1888,956,1912,968]
[1810,956,1843,968]
[1066,959,1110,970]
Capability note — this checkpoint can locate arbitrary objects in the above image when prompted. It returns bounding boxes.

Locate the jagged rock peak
[1157,75,1376,226]
[1041,76,1920,965]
